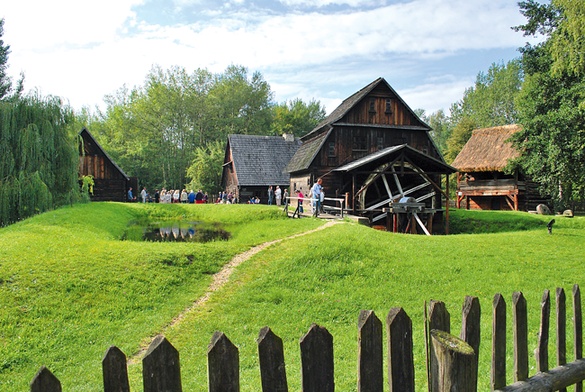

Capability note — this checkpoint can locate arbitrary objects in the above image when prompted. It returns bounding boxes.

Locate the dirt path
[128,219,342,363]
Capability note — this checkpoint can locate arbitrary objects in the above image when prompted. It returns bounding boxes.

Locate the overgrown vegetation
[1,204,583,391]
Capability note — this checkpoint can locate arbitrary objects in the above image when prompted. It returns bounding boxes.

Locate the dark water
[123,221,230,243]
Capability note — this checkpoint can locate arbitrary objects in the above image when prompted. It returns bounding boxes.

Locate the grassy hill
[0,203,583,391]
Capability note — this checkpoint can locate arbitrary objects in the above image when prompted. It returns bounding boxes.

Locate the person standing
[127,187,135,202]
[140,187,147,203]
[267,186,274,205]
[283,188,289,207]
[311,178,323,217]
[275,186,282,206]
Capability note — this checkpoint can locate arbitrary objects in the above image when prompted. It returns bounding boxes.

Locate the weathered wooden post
[208,331,239,392]
[358,310,383,392]
[574,284,583,392]
[427,300,450,392]
[492,293,507,390]
[387,307,414,392]
[30,366,61,392]
[535,290,551,372]
[143,335,182,392]
[430,329,477,391]
[460,296,481,367]
[257,327,288,392]
[556,287,567,392]
[513,291,529,382]
[102,346,130,392]
[300,323,334,392]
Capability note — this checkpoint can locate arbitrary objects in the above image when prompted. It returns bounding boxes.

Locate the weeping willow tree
[0,94,79,226]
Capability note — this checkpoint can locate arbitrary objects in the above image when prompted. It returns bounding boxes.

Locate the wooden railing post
[143,335,182,392]
[102,346,130,392]
[430,329,477,391]
[512,292,528,382]
[535,290,551,373]
[358,310,383,392]
[387,307,414,392]
[300,323,334,392]
[257,327,288,392]
[208,331,239,392]
[30,366,61,392]
[492,293,507,390]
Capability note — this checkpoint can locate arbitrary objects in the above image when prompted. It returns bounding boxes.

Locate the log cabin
[451,124,548,211]
[286,77,455,234]
[221,134,301,203]
[78,128,131,202]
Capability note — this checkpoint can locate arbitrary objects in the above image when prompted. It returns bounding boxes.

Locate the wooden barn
[451,124,548,211]
[78,128,131,202]
[221,134,301,203]
[286,77,455,233]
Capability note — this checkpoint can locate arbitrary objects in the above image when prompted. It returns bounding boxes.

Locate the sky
[2,0,537,116]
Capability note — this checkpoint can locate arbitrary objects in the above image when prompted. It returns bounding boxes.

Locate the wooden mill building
[78,128,132,202]
[221,134,301,203]
[451,124,548,211]
[286,77,455,233]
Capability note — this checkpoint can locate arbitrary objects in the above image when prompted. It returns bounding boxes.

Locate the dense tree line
[87,65,326,194]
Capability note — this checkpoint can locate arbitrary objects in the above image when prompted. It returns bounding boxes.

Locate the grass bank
[1,204,584,391]
[0,202,321,391]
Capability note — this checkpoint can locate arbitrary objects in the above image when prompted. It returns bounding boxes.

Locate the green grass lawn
[1,203,584,391]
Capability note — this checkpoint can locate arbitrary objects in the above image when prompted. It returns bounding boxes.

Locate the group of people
[267,185,287,206]
[128,187,208,204]
[216,190,235,204]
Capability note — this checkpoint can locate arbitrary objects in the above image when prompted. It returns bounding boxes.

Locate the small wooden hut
[221,134,301,203]
[78,128,130,202]
[451,124,548,211]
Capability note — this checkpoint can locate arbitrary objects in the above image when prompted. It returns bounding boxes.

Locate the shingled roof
[285,129,331,173]
[451,124,521,172]
[226,134,301,186]
[304,77,429,139]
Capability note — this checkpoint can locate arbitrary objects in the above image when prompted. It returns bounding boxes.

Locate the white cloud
[2,0,531,113]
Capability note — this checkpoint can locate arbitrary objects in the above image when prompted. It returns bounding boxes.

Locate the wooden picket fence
[30,284,585,391]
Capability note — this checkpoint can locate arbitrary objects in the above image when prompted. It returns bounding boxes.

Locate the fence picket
[257,326,288,392]
[512,292,528,382]
[102,346,130,392]
[386,307,414,392]
[143,334,182,392]
[30,366,61,392]
[358,310,383,392]
[208,331,239,392]
[492,293,507,390]
[574,284,583,392]
[557,287,568,392]
[300,323,334,392]
[460,295,481,372]
[535,290,551,372]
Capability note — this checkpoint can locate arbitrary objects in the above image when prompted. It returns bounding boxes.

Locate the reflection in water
[142,222,230,243]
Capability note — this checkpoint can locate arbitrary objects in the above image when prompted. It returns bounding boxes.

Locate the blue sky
[2,0,539,115]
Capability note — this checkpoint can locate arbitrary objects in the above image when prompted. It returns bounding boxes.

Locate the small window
[377,136,384,151]
[385,99,392,114]
[328,141,335,157]
[369,98,376,113]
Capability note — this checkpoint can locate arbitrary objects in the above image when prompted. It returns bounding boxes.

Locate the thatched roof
[451,124,521,172]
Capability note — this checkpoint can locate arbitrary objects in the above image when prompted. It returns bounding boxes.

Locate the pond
[122,220,230,243]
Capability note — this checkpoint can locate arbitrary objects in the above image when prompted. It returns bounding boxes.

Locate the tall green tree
[271,98,326,137]
[185,140,225,195]
[446,59,523,162]
[419,109,451,155]
[0,18,24,101]
[512,0,585,209]
[0,94,79,226]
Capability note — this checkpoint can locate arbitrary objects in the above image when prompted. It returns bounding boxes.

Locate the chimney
[282,133,294,142]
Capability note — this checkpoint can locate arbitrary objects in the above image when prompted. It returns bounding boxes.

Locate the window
[385,99,392,114]
[328,141,335,157]
[377,136,384,151]
[369,98,376,113]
